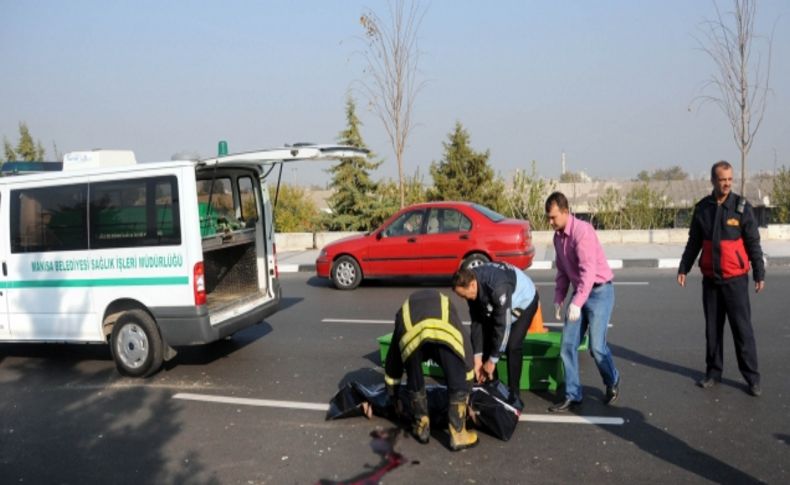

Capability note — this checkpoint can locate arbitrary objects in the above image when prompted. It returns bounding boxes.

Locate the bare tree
[359,0,425,208]
[693,0,774,195]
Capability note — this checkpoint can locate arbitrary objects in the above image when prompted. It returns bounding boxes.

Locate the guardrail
[273,225,790,252]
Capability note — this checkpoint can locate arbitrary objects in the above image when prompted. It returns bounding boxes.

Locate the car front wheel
[331,255,362,290]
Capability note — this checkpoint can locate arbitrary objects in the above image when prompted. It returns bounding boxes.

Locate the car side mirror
[376,232,383,240]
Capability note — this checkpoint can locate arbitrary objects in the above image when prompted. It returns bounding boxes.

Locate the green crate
[376,331,589,390]
[496,355,563,391]
[199,202,218,237]
[519,331,589,357]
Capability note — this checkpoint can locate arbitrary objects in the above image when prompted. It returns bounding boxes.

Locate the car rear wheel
[331,256,362,290]
[462,253,490,271]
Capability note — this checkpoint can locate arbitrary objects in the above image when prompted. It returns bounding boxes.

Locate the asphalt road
[1,268,789,484]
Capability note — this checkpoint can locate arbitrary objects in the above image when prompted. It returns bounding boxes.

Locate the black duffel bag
[468,380,522,441]
[326,382,449,422]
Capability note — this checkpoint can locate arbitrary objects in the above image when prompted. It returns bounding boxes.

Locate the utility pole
[561,151,566,176]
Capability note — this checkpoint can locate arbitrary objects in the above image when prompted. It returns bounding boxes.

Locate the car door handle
[2,262,6,276]
[407,237,418,243]
[459,234,469,240]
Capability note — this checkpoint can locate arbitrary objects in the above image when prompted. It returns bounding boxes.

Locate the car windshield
[472,204,506,222]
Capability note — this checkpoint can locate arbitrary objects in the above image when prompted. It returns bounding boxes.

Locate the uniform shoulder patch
[726,218,740,227]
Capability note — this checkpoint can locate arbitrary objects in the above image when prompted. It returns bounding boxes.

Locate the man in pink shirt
[545,192,620,412]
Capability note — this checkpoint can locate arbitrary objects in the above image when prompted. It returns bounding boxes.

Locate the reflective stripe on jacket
[384,289,474,386]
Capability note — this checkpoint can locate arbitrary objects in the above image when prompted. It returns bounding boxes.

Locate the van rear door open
[194,144,368,316]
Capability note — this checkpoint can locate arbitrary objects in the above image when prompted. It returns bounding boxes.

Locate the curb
[279,264,317,273]
[277,258,790,274]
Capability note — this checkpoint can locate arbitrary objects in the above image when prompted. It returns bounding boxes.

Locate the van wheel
[462,253,490,270]
[110,310,164,378]
[331,256,362,290]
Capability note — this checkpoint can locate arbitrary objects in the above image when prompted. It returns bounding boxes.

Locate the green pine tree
[16,122,41,161]
[3,138,15,162]
[3,122,48,163]
[428,121,506,212]
[325,97,382,231]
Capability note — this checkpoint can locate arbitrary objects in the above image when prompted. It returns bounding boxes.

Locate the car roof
[403,201,478,210]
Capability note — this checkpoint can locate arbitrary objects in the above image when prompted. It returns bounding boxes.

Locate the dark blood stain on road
[316,427,415,485]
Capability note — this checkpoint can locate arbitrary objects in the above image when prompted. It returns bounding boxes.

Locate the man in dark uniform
[451,262,539,408]
[678,160,766,396]
[384,289,478,451]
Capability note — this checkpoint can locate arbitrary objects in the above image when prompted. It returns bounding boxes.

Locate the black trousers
[702,275,760,385]
[404,343,468,395]
[483,293,540,395]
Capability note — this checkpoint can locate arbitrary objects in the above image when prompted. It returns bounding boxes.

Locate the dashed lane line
[172,392,624,426]
[520,415,624,425]
[173,392,328,411]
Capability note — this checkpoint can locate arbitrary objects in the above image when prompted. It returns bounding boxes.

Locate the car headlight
[319,248,327,258]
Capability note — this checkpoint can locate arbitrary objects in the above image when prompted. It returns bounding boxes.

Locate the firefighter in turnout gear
[384,290,478,451]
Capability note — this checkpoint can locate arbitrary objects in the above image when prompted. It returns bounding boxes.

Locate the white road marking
[173,392,624,426]
[530,261,553,270]
[322,318,613,328]
[173,392,329,411]
[278,264,300,273]
[520,414,624,425]
[322,318,392,325]
[658,258,681,268]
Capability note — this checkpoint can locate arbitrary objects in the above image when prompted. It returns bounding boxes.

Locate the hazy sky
[2,0,789,187]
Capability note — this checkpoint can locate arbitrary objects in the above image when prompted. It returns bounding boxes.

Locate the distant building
[556,178,775,213]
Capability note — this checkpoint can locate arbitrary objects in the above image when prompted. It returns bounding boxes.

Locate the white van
[0,144,365,377]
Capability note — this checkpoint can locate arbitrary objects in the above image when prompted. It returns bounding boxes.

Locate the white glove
[568,303,581,322]
[554,303,562,321]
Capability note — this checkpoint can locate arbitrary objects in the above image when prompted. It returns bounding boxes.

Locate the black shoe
[696,377,719,389]
[548,399,582,413]
[605,378,620,405]
[748,383,762,397]
[508,395,524,411]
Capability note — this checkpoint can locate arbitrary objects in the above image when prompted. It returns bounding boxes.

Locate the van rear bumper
[152,282,281,345]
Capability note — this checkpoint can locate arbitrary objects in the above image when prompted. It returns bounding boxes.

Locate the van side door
[6,183,95,340]
[0,190,9,337]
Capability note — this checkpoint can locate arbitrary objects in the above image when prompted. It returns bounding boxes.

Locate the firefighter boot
[448,391,478,451]
[410,390,430,444]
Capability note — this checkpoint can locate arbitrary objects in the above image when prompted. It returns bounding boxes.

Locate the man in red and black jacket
[678,160,765,397]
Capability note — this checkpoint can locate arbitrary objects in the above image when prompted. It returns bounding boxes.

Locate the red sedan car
[316,201,535,289]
